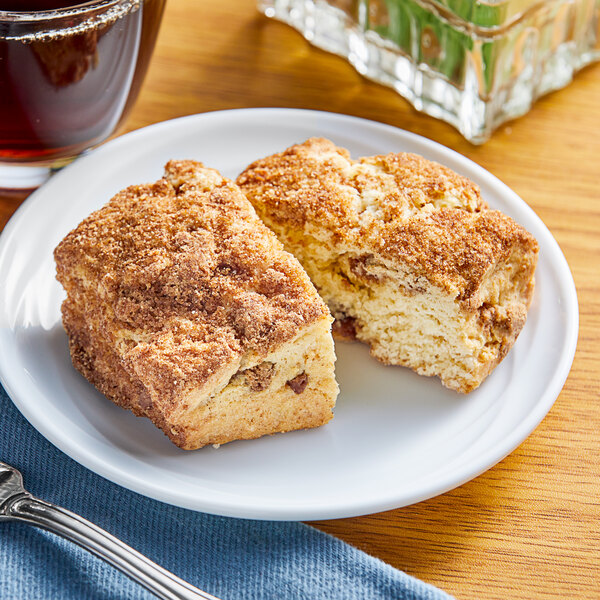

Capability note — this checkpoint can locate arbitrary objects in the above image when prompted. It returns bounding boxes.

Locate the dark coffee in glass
[0,0,165,187]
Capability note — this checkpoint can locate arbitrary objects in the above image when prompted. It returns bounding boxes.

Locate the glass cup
[0,0,166,189]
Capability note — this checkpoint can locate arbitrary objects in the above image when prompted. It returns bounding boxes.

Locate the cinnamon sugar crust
[237,138,539,393]
[237,138,501,304]
[55,160,337,448]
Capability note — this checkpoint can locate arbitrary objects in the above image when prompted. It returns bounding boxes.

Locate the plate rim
[0,108,579,520]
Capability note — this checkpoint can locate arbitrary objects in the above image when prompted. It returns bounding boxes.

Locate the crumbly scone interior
[174,317,337,449]
[261,224,534,393]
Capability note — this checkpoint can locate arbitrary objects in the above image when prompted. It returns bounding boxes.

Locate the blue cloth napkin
[0,384,453,600]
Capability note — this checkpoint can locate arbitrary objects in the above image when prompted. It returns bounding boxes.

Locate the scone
[237,138,538,393]
[54,160,338,449]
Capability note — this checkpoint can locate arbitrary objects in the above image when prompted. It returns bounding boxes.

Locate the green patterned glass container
[258,0,600,143]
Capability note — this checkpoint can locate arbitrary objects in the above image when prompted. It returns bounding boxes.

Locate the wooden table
[2,2,599,598]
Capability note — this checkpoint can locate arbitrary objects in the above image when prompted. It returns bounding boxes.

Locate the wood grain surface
[1,2,599,598]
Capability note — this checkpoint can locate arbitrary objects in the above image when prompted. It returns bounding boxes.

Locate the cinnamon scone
[54,160,338,449]
[237,138,539,393]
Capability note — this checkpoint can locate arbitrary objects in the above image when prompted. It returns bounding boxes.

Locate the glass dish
[258,0,600,143]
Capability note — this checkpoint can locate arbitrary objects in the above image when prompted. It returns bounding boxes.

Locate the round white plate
[0,109,578,520]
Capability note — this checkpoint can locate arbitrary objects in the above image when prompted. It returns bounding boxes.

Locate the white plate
[0,109,578,520]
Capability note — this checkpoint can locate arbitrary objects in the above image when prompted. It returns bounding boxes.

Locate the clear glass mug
[0,0,166,189]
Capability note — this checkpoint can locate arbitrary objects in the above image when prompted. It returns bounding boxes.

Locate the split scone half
[54,160,338,449]
[237,138,539,393]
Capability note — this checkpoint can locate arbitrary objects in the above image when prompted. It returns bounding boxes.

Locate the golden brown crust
[54,160,330,439]
[236,138,485,228]
[368,208,537,307]
[237,137,537,306]
[359,151,484,212]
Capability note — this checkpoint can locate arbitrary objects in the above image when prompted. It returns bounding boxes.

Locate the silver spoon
[0,460,222,600]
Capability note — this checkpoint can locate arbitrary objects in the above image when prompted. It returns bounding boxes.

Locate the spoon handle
[4,493,221,600]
